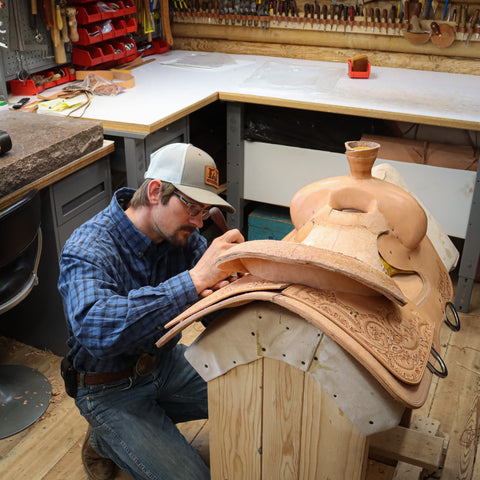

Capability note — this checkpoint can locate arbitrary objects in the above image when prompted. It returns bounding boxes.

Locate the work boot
[81,426,117,480]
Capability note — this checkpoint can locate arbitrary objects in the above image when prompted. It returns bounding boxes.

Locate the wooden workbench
[26,51,479,134]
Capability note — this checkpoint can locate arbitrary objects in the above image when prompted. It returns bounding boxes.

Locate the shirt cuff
[169,270,199,310]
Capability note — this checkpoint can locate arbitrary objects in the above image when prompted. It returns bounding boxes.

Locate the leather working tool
[458,4,466,40]
[209,207,229,233]
[156,141,457,409]
[402,14,431,44]
[161,0,174,45]
[430,21,455,48]
[465,9,479,45]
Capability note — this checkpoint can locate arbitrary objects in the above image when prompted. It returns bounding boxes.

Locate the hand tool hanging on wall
[52,0,66,63]
[398,5,404,27]
[322,4,327,31]
[144,0,155,41]
[336,4,343,31]
[160,0,173,45]
[30,0,44,43]
[65,7,78,42]
[476,10,480,39]
[430,20,455,47]
[458,4,466,40]
[389,5,396,34]
[9,2,31,79]
[426,0,432,19]
[402,14,431,44]
[303,3,310,28]
[375,7,380,31]
[465,9,479,45]
[314,3,320,29]
[442,0,449,21]
[382,8,388,33]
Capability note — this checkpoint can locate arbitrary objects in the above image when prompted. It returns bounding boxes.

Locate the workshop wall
[170,0,480,75]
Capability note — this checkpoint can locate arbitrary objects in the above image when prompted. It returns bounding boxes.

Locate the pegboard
[0,0,70,83]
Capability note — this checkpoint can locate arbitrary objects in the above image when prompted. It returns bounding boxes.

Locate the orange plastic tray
[348,59,371,79]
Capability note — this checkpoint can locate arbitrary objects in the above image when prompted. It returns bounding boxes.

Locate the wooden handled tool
[66,7,78,42]
[60,8,69,43]
[144,0,154,41]
[430,21,455,48]
[55,0,62,31]
[402,14,431,44]
[209,207,229,233]
[49,0,66,63]
[160,0,174,46]
[465,8,479,45]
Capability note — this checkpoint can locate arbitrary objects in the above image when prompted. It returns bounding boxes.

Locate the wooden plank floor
[0,284,479,480]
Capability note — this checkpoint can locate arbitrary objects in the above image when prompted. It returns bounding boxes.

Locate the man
[58,143,244,480]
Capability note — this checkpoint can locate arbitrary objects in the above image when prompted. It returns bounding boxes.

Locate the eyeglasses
[173,191,210,220]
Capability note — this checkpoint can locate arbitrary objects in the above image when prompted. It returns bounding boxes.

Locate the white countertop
[30,50,480,134]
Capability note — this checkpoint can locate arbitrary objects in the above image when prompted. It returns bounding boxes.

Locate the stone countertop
[0,110,104,197]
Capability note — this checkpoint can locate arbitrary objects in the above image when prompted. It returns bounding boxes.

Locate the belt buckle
[135,353,156,376]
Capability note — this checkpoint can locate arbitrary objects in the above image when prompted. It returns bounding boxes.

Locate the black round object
[0,130,12,155]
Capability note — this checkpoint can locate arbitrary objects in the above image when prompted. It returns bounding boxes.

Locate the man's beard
[162,225,196,246]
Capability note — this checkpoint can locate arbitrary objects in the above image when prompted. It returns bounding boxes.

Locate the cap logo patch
[205,166,219,188]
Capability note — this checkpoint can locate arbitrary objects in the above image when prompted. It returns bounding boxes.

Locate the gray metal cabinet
[49,157,112,257]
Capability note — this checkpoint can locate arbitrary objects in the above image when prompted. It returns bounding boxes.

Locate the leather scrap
[75,70,135,89]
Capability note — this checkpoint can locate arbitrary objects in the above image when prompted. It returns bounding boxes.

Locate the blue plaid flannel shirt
[58,188,206,373]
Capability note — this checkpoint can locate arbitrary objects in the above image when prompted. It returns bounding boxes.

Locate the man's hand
[189,229,244,296]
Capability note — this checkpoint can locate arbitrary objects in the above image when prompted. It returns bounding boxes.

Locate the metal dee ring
[427,346,448,378]
[444,301,461,332]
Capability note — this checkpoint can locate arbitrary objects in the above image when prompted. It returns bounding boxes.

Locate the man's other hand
[189,229,244,295]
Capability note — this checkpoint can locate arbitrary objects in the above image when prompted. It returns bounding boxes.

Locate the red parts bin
[348,59,371,79]
[140,39,170,56]
[9,68,76,96]
[74,18,137,45]
[72,37,136,67]
[75,1,136,24]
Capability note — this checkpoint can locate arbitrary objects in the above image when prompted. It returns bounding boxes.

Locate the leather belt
[77,354,157,386]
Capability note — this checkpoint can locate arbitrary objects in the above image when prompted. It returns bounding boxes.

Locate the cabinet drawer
[56,199,110,250]
[51,158,112,228]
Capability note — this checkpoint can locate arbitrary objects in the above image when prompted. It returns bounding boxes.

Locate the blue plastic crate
[248,206,293,241]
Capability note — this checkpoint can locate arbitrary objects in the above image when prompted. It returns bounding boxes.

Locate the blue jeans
[75,344,210,480]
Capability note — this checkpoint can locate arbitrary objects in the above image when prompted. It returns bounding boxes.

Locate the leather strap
[77,366,134,386]
[77,353,158,386]
[75,70,135,89]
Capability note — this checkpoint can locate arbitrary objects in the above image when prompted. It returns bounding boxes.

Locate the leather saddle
[156,141,456,408]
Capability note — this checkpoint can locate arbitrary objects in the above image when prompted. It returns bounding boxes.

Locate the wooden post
[208,357,367,480]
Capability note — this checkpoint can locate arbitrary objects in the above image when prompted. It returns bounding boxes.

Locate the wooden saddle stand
[157,141,460,479]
